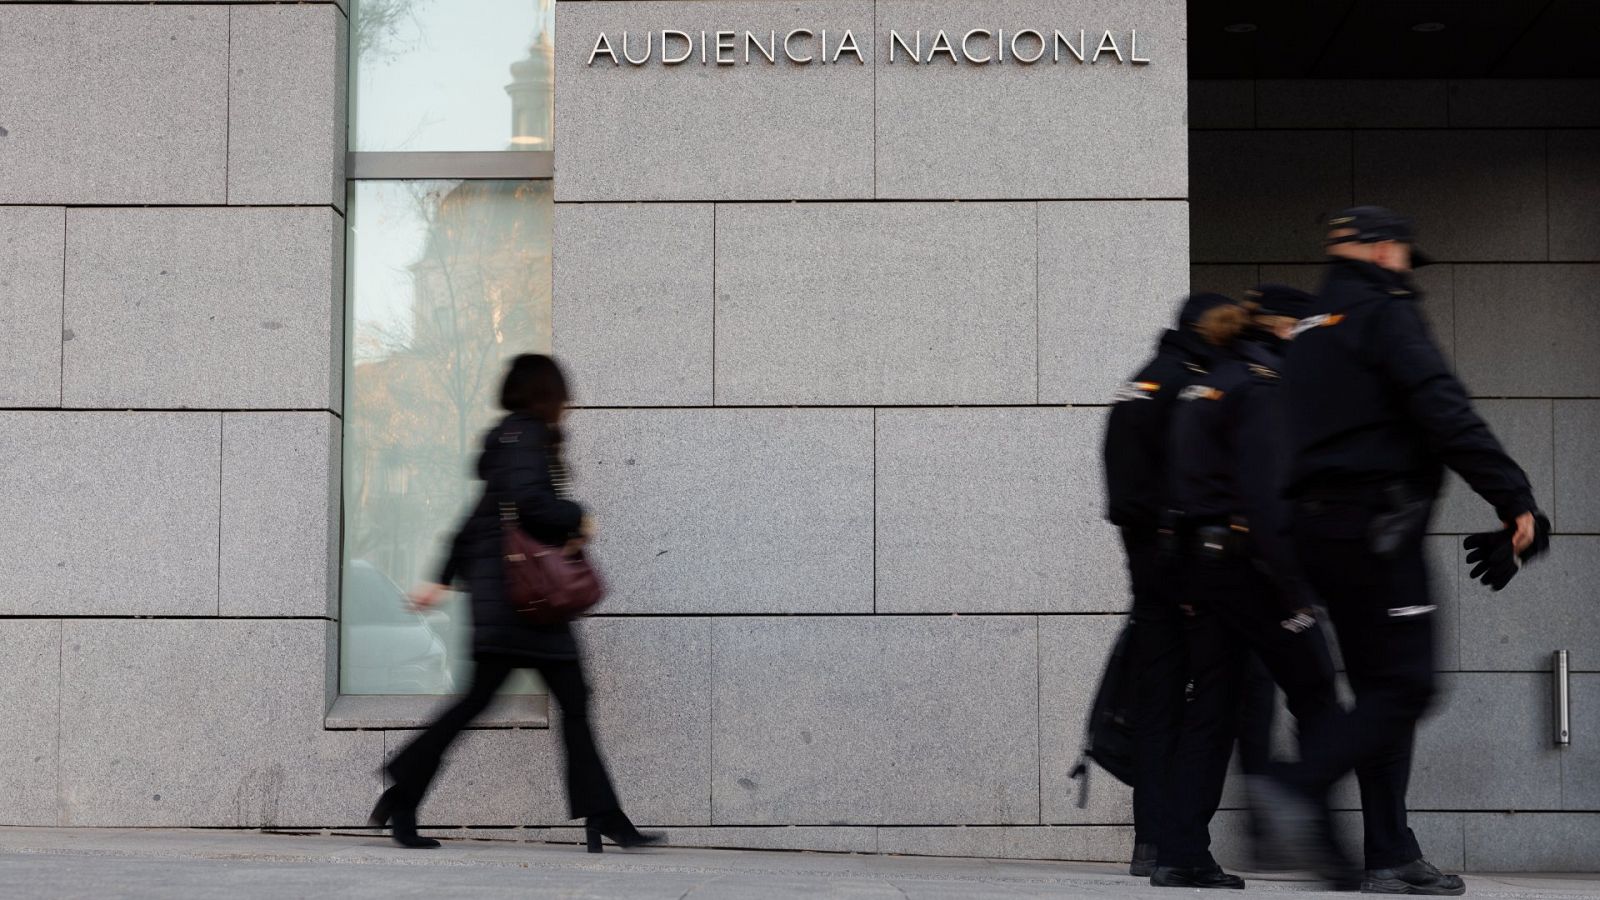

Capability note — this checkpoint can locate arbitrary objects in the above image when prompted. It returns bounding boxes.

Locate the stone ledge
[324,694,548,730]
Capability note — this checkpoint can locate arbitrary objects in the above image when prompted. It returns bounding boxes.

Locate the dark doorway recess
[1190,0,1600,78]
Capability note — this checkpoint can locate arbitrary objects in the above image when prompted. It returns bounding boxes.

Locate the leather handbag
[500,501,606,624]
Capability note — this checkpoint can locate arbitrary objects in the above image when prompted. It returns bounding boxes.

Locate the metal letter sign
[585,29,1152,66]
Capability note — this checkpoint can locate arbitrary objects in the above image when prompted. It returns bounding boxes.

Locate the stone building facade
[0,0,1596,872]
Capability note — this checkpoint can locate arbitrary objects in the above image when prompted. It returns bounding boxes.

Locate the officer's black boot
[1247,776,1361,889]
[1246,774,1336,871]
[1361,858,1465,896]
[1150,864,1246,889]
[1129,842,1157,877]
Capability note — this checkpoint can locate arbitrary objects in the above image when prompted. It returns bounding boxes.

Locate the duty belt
[1176,515,1251,561]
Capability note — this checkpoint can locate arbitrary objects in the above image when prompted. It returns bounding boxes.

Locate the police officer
[1151,287,1348,890]
[1103,292,1234,877]
[1260,207,1551,895]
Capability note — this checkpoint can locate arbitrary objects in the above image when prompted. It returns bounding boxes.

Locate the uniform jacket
[1103,328,1215,531]
[1169,339,1311,610]
[1284,258,1535,520]
[438,413,586,661]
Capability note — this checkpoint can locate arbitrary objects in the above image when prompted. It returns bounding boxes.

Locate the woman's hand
[409,582,448,612]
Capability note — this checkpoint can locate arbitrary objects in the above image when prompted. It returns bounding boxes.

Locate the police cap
[1326,205,1434,267]
[1177,292,1238,328]
[1244,283,1316,318]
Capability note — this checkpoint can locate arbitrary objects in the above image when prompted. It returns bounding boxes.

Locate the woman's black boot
[369,784,440,849]
[389,806,442,849]
[367,784,402,829]
[584,811,662,853]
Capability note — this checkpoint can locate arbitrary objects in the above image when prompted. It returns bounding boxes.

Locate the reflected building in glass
[342,0,555,694]
[507,27,555,150]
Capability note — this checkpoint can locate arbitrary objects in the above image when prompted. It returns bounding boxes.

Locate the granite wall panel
[1190,131,1352,262]
[63,208,343,410]
[1553,401,1600,533]
[554,1,874,201]
[567,409,873,614]
[1449,81,1600,128]
[1549,131,1600,262]
[0,621,62,826]
[875,0,1187,199]
[1040,615,1131,824]
[1354,130,1547,262]
[220,412,340,618]
[59,620,380,827]
[383,728,563,827]
[1454,264,1600,398]
[571,617,713,825]
[1458,538,1600,673]
[0,6,227,204]
[714,202,1037,405]
[228,4,347,206]
[1410,673,1561,811]
[1256,79,1447,129]
[554,203,714,407]
[1464,813,1600,872]
[0,206,65,407]
[1188,80,1253,129]
[877,408,1123,613]
[1039,201,1190,404]
[712,616,1039,825]
[0,412,219,617]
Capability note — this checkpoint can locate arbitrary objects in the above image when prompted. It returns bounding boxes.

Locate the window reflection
[352,0,555,152]
[342,180,553,694]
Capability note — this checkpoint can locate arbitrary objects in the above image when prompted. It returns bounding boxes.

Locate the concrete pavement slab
[1,828,1599,899]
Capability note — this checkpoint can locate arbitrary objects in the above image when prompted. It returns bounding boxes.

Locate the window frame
[332,2,557,725]
[347,151,554,180]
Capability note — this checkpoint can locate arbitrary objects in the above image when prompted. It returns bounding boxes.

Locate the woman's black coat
[437,413,585,661]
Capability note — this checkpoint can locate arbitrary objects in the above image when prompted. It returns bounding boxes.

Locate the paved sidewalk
[3,827,1600,899]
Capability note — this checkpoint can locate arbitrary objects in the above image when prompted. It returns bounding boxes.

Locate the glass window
[341,180,553,694]
[352,0,555,152]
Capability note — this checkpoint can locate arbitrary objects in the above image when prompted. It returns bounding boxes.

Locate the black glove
[1464,527,1519,591]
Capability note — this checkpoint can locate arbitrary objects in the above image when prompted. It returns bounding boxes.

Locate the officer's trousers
[1158,556,1340,869]
[1122,527,1187,849]
[1287,498,1438,870]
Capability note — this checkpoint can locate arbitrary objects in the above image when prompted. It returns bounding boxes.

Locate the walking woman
[370,354,660,853]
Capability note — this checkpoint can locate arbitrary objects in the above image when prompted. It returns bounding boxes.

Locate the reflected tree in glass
[343,180,552,694]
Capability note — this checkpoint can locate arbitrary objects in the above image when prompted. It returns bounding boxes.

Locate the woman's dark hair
[498,354,570,424]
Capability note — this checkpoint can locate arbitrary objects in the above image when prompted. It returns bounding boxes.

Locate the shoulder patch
[1178,384,1225,402]
[1111,380,1161,403]
[1247,363,1279,381]
[1291,313,1345,337]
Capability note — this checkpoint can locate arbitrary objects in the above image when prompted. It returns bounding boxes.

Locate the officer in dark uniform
[1103,292,1234,877]
[1260,207,1551,895]
[1151,286,1347,890]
